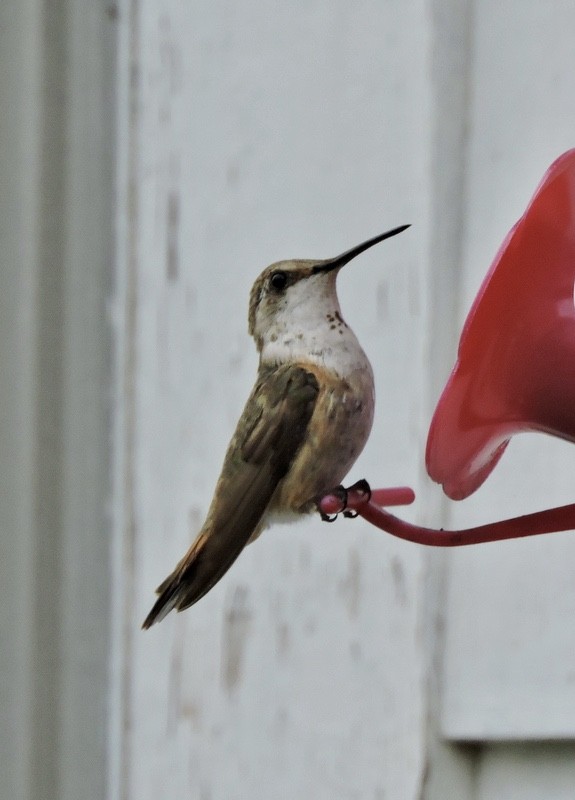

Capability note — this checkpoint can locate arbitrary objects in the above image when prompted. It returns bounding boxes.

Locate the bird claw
[317,484,347,521]
[346,478,372,502]
[317,479,372,522]
[341,479,371,516]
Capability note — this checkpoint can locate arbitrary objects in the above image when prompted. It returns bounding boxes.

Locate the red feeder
[426,149,575,500]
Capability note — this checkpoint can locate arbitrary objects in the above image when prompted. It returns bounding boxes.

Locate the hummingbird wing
[142,364,319,628]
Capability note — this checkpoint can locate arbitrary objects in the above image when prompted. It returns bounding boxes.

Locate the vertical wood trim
[0,1,117,798]
[30,2,68,796]
[420,0,477,797]
[57,1,117,798]
[0,1,42,797]
[108,2,140,799]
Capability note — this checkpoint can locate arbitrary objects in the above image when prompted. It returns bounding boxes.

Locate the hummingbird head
[248,225,410,359]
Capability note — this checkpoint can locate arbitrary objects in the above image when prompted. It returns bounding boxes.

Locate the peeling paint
[339,547,361,618]
[376,280,389,322]
[275,621,291,661]
[298,542,311,570]
[180,700,202,729]
[391,556,407,606]
[304,616,317,636]
[166,189,180,281]
[349,640,362,662]
[221,586,252,694]
[188,505,203,537]
[167,616,186,736]
[273,707,289,740]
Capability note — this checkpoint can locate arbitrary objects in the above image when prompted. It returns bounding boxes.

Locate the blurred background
[2,1,575,798]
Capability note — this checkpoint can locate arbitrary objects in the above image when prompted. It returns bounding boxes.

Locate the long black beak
[313,224,410,273]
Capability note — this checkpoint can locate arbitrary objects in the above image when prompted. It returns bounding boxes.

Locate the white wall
[112,2,434,798]
[2,1,575,799]
[112,2,575,796]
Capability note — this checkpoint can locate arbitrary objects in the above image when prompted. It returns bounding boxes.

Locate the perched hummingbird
[142,225,409,628]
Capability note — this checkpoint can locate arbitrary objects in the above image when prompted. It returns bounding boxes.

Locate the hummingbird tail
[141,555,207,629]
[141,526,255,629]
[141,574,181,629]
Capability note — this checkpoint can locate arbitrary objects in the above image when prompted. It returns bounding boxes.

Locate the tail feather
[141,526,255,629]
[141,582,180,629]
[142,553,202,630]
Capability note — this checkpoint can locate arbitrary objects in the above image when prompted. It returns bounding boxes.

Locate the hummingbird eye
[269,271,288,292]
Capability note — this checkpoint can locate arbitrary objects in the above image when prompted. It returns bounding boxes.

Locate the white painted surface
[440,2,575,741]
[115,3,433,798]
[3,1,575,798]
[112,0,575,797]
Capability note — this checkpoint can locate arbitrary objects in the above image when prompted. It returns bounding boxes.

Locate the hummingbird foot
[318,484,348,521]
[316,479,372,521]
[346,479,372,501]
[342,479,371,517]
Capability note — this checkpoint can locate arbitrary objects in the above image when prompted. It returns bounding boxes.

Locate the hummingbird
[142,224,409,628]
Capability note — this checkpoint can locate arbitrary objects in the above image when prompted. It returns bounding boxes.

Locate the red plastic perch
[318,484,575,547]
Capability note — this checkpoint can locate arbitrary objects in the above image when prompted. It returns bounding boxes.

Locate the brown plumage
[142,225,409,628]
